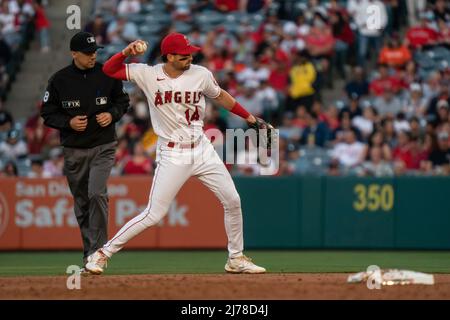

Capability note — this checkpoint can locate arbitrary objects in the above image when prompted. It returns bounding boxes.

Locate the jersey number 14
[185,106,200,125]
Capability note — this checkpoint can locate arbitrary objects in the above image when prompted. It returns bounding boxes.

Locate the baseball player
[85,33,267,274]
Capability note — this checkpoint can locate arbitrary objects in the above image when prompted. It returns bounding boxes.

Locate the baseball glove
[249,117,275,150]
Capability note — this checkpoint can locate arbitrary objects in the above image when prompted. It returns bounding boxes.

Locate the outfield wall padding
[1,176,449,250]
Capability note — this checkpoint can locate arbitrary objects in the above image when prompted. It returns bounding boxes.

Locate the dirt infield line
[1,274,450,299]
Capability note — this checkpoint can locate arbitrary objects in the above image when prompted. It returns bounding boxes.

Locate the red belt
[167,139,200,149]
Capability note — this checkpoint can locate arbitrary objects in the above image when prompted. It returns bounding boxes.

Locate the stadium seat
[141,2,167,14]
[144,13,171,25]
[127,13,146,25]
[173,22,193,34]
[15,157,31,176]
[139,23,163,36]
[295,147,331,175]
[195,11,225,26]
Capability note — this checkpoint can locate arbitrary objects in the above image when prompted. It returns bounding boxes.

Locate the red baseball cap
[161,33,201,55]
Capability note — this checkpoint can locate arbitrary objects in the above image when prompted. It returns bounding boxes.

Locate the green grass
[0,250,450,276]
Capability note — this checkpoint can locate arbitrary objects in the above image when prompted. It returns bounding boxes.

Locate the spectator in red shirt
[33,0,50,53]
[115,137,130,166]
[268,61,289,94]
[25,111,59,156]
[393,130,413,172]
[123,121,144,151]
[305,13,335,58]
[305,12,335,89]
[393,130,428,172]
[208,49,234,74]
[330,10,354,79]
[369,64,403,96]
[406,14,439,50]
[215,0,239,12]
[122,143,153,175]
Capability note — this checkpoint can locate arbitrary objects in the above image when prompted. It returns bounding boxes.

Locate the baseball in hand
[135,41,147,53]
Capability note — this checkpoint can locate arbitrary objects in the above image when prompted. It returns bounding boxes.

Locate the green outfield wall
[236,176,450,249]
[1,177,449,250]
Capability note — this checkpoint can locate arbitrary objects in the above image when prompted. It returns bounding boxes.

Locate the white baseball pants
[102,135,244,258]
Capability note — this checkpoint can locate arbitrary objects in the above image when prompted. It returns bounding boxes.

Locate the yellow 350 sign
[353,184,394,212]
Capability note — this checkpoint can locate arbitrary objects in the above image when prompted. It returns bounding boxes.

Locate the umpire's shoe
[85,249,108,275]
[225,255,266,274]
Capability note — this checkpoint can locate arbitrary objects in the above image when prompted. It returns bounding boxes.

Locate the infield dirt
[1,273,449,299]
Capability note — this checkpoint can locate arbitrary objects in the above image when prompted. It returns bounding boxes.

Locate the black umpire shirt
[41,61,130,148]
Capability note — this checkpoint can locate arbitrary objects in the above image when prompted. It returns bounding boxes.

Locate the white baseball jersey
[126,63,221,143]
[101,62,246,262]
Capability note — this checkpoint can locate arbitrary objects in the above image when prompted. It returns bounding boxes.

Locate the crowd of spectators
[0,0,39,176]
[0,0,36,100]
[2,0,450,177]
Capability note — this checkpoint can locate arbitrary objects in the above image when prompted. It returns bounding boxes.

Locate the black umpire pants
[63,141,116,264]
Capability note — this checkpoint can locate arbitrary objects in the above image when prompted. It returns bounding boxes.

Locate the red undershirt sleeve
[230,101,251,119]
[102,52,128,81]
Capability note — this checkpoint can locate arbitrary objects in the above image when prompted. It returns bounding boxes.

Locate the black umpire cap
[70,31,104,53]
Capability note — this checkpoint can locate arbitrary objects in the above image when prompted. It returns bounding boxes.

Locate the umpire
[41,31,130,268]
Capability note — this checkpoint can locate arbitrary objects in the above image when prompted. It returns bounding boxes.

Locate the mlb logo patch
[96,97,108,105]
